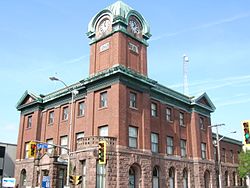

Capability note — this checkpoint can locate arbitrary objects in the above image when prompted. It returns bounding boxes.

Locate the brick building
[15,1,244,188]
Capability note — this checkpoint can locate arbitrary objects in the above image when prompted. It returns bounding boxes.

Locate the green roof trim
[16,90,43,110]
[17,65,215,115]
[212,133,242,146]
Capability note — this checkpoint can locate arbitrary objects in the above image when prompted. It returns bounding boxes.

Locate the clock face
[99,19,110,35]
[129,20,140,34]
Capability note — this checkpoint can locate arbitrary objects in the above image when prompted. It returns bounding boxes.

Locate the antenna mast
[183,54,189,96]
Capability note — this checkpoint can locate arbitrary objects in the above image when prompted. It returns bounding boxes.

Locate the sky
[0,0,250,144]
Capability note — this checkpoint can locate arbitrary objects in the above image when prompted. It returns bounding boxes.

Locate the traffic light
[75,175,82,185]
[69,175,75,185]
[243,121,250,145]
[98,141,106,164]
[28,141,37,158]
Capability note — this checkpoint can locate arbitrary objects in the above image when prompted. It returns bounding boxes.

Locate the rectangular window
[129,92,137,108]
[60,136,68,155]
[81,160,86,188]
[180,139,187,157]
[222,148,226,162]
[27,115,32,128]
[151,103,157,117]
[25,142,29,159]
[201,143,206,159]
[99,126,108,137]
[62,107,68,120]
[100,92,107,108]
[179,112,184,126]
[166,108,172,121]
[129,126,138,148]
[48,111,54,124]
[96,163,106,188]
[78,102,85,116]
[230,150,234,163]
[166,136,174,155]
[151,133,159,153]
[47,139,53,154]
[76,132,84,148]
[200,117,204,130]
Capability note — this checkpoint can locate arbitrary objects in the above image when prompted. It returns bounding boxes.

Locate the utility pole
[209,123,225,188]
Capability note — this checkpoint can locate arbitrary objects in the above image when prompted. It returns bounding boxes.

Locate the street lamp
[49,76,79,188]
[209,124,236,188]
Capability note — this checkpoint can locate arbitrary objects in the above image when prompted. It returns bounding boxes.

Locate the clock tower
[87,1,151,76]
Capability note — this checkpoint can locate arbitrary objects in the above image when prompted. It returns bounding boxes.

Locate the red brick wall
[89,32,147,76]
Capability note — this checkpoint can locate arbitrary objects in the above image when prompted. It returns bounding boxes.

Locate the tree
[238,149,250,178]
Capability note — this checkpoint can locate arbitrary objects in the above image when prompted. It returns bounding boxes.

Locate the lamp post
[49,76,79,188]
[209,124,236,188]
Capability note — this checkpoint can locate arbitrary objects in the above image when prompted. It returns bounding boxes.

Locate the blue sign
[42,176,50,188]
[37,143,48,149]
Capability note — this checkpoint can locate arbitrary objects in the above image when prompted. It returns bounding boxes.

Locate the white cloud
[150,12,250,42]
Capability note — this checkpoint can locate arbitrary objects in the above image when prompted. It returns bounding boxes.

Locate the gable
[22,96,36,105]
[16,90,42,110]
[192,92,216,112]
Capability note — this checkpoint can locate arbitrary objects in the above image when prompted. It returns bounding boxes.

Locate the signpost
[42,176,50,188]
[2,178,16,188]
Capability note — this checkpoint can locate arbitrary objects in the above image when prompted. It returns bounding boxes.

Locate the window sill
[47,123,54,126]
[180,124,186,127]
[98,106,108,110]
[77,115,85,118]
[129,106,138,111]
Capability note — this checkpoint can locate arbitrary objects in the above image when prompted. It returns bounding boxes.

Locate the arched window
[204,170,210,188]
[183,168,188,188]
[233,172,236,186]
[169,167,175,188]
[153,166,159,188]
[20,169,27,187]
[225,171,229,186]
[129,167,135,188]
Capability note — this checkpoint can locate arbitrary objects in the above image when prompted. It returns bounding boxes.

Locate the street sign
[42,176,50,188]
[2,177,16,187]
[37,143,48,149]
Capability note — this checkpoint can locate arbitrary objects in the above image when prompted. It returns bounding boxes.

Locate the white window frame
[60,136,68,155]
[151,133,159,153]
[180,139,187,157]
[78,101,85,116]
[47,139,53,154]
[48,111,54,124]
[100,92,107,108]
[27,115,32,128]
[129,126,138,148]
[62,106,68,120]
[200,117,205,130]
[166,107,172,121]
[151,103,157,117]
[201,143,206,159]
[179,112,185,126]
[167,136,174,155]
[99,126,108,137]
[129,92,137,108]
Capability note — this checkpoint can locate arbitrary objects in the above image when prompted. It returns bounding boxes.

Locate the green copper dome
[87,1,151,42]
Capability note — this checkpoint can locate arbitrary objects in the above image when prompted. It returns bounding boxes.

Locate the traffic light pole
[209,123,225,188]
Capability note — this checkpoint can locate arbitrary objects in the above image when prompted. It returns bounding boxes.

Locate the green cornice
[88,29,149,46]
[212,133,242,146]
[17,65,215,116]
